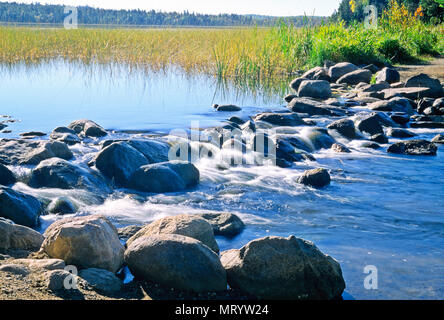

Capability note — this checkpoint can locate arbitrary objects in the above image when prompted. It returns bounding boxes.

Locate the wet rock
[298,80,331,100]
[254,113,305,127]
[361,141,381,149]
[42,215,125,273]
[29,158,110,193]
[0,187,43,227]
[337,69,372,85]
[128,161,199,193]
[287,98,344,116]
[68,119,107,138]
[387,140,437,156]
[47,197,77,215]
[215,105,242,112]
[410,121,444,129]
[94,142,149,187]
[423,106,443,116]
[355,113,384,136]
[375,67,400,84]
[331,143,351,153]
[199,212,245,238]
[228,116,246,126]
[0,163,15,186]
[417,98,435,114]
[275,138,308,163]
[390,113,410,125]
[127,214,219,253]
[50,127,80,145]
[368,97,414,115]
[117,225,142,240]
[0,140,73,165]
[289,78,309,92]
[0,218,44,251]
[79,268,123,294]
[434,98,444,108]
[327,119,356,140]
[297,168,331,188]
[431,134,444,144]
[125,234,227,293]
[20,132,46,138]
[370,134,388,144]
[220,236,345,300]
[329,62,359,82]
[0,264,30,276]
[304,128,335,150]
[380,87,430,100]
[386,128,416,138]
[404,73,443,98]
[127,139,170,164]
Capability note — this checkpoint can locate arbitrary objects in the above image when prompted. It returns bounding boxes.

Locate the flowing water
[1,61,444,300]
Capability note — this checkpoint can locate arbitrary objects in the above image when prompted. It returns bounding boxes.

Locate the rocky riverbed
[1,61,443,300]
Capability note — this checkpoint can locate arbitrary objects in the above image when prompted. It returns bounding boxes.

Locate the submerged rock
[297,168,331,188]
[214,104,242,112]
[42,215,124,273]
[0,187,43,227]
[354,113,384,136]
[199,212,245,238]
[370,133,389,144]
[68,119,107,138]
[125,234,227,293]
[127,214,219,253]
[0,163,15,186]
[298,80,332,100]
[47,197,77,215]
[0,218,44,251]
[220,236,345,300]
[128,161,199,193]
[388,140,437,156]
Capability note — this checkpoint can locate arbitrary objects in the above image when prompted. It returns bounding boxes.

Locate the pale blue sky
[15,0,341,16]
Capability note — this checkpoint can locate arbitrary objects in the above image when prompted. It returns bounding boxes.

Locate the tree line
[0,2,324,27]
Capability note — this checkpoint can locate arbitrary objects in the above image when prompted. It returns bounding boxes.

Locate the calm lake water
[2,61,444,300]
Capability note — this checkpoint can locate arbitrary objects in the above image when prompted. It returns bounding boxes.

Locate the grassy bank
[0,10,442,83]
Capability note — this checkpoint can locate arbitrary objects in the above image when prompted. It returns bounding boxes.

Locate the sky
[13,0,342,17]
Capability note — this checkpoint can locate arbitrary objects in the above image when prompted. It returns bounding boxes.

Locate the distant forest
[0,2,325,27]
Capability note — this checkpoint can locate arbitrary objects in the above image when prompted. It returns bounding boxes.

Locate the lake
[2,61,444,300]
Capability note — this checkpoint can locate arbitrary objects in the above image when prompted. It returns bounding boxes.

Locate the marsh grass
[0,13,442,85]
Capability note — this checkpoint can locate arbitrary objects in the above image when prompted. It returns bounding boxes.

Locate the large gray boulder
[297,168,331,188]
[127,139,170,164]
[287,98,344,116]
[289,77,309,92]
[380,87,431,100]
[376,67,400,84]
[337,69,372,85]
[328,62,359,82]
[220,236,346,300]
[354,113,384,136]
[0,218,44,251]
[68,119,107,138]
[29,158,110,193]
[0,187,43,227]
[127,214,219,253]
[327,119,356,139]
[387,140,437,156]
[301,66,330,80]
[0,163,15,186]
[254,113,305,127]
[50,127,81,145]
[128,161,199,193]
[41,215,125,273]
[404,73,443,98]
[304,128,335,150]
[0,140,73,165]
[368,97,414,115]
[298,80,332,100]
[199,212,245,238]
[125,234,227,293]
[94,142,149,187]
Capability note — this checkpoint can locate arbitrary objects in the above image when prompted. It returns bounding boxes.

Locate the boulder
[329,62,359,82]
[220,236,345,300]
[41,215,125,273]
[357,82,390,92]
[228,116,246,126]
[434,98,444,108]
[199,212,245,237]
[298,80,331,100]
[215,105,242,112]
[68,119,107,138]
[386,128,415,138]
[404,73,443,98]
[47,197,77,215]
[354,113,384,136]
[0,264,30,276]
[0,218,44,251]
[117,225,142,240]
[363,64,380,74]
[254,113,305,127]
[127,214,219,253]
[0,163,15,186]
[44,270,73,291]
[275,138,307,163]
[368,97,413,115]
[79,268,123,294]
[337,69,372,85]
[410,121,444,129]
[0,187,43,227]
[29,158,110,193]
[125,234,227,293]
[50,127,81,146]
[390,113,410,125]
[94,142,149,186]
[370,134,388,144]
[375,67,400,84]
[0,140,73,165]
[388,140,437,156]
[297,168,331,188]
[20,131,46,138]
[127,139,170,164]
[128,161,199,193]
[304,128,335,150]
[327,119,356,139]
[287,98,344,116]
[301,67,329,80]
[380,87,430,100]
[432,134,444,144]
[290,78,309,92]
